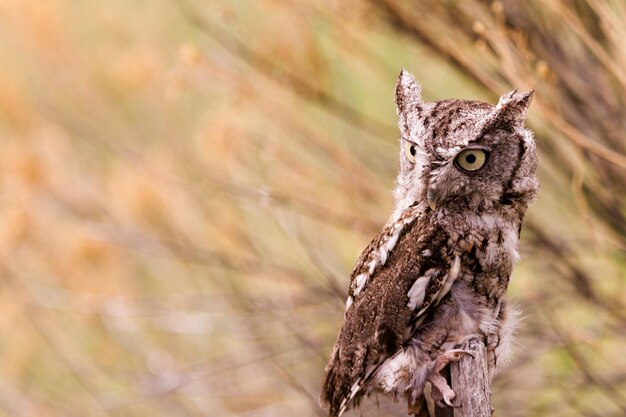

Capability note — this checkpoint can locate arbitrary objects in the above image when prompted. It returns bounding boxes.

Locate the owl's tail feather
[338,377,363,416]
[319,347,342,415]
[320,347,367,417]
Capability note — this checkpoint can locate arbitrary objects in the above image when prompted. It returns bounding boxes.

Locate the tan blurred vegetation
[0,0,624,416]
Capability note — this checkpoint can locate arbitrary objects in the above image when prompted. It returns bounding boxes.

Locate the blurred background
[0,0,625,416]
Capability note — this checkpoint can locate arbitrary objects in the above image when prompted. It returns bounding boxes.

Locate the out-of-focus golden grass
[0,1,624,416]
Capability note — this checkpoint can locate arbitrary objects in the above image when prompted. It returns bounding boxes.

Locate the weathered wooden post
[412,338,491,417]
[447,338,491,417]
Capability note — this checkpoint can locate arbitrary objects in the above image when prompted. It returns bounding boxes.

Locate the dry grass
[0,1,624,416]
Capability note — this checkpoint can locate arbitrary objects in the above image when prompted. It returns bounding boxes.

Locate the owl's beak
[427,187,438,211]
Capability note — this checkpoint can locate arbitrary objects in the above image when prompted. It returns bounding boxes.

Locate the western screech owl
[320,70,538,416]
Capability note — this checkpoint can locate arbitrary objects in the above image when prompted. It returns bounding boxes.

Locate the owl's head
[393,70,538,216]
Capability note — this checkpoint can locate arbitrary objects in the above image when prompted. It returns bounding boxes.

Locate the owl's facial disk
[425,126,537,212]
[394,69,537,215]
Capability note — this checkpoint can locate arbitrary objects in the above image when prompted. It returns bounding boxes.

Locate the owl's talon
[444,397,462,408]
[440,387,459,408]
[428,373,456,407]
[453,349,475,361]
[436,399,461,409]
[433,349,474,373]
[427,348,475,409]
[433,389,462,409]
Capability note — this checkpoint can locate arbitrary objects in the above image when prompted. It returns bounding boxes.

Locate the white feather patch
[387,231,400,250]
[494,303,521,369]
[373,344,431,396]
[339,377,363,417]
[436,256,461,303]
[345,296,353,312]
[379,226,405,267]
[379,245,388,265]
[407,275,430,310]
[503,227,520,263]
[375,351,410,391]
[368,260,377,275]
[353,274,368,297]
[349,378,362,399]
[435,145,462,158]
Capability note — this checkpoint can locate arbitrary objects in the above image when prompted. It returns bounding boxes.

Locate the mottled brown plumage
[320,70,538,416]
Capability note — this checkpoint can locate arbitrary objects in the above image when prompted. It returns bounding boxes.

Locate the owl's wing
[406,241,462,327]
[321,208,463,417]
[344,205,422,311]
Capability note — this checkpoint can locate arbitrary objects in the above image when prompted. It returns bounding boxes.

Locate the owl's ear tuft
[493,89,533,128]
[395,69,422,117]
[395,70,423,141]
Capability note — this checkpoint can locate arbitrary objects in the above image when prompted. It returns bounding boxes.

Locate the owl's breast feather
[453,215,520,301]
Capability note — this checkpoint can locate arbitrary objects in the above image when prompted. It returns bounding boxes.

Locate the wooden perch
[412,338,492,417]
[447,338,492,417]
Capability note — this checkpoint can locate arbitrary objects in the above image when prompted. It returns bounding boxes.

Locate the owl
[320,70,538,417]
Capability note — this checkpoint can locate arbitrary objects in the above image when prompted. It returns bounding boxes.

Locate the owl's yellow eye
[404,142,417,163]
[454,148,489,172]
